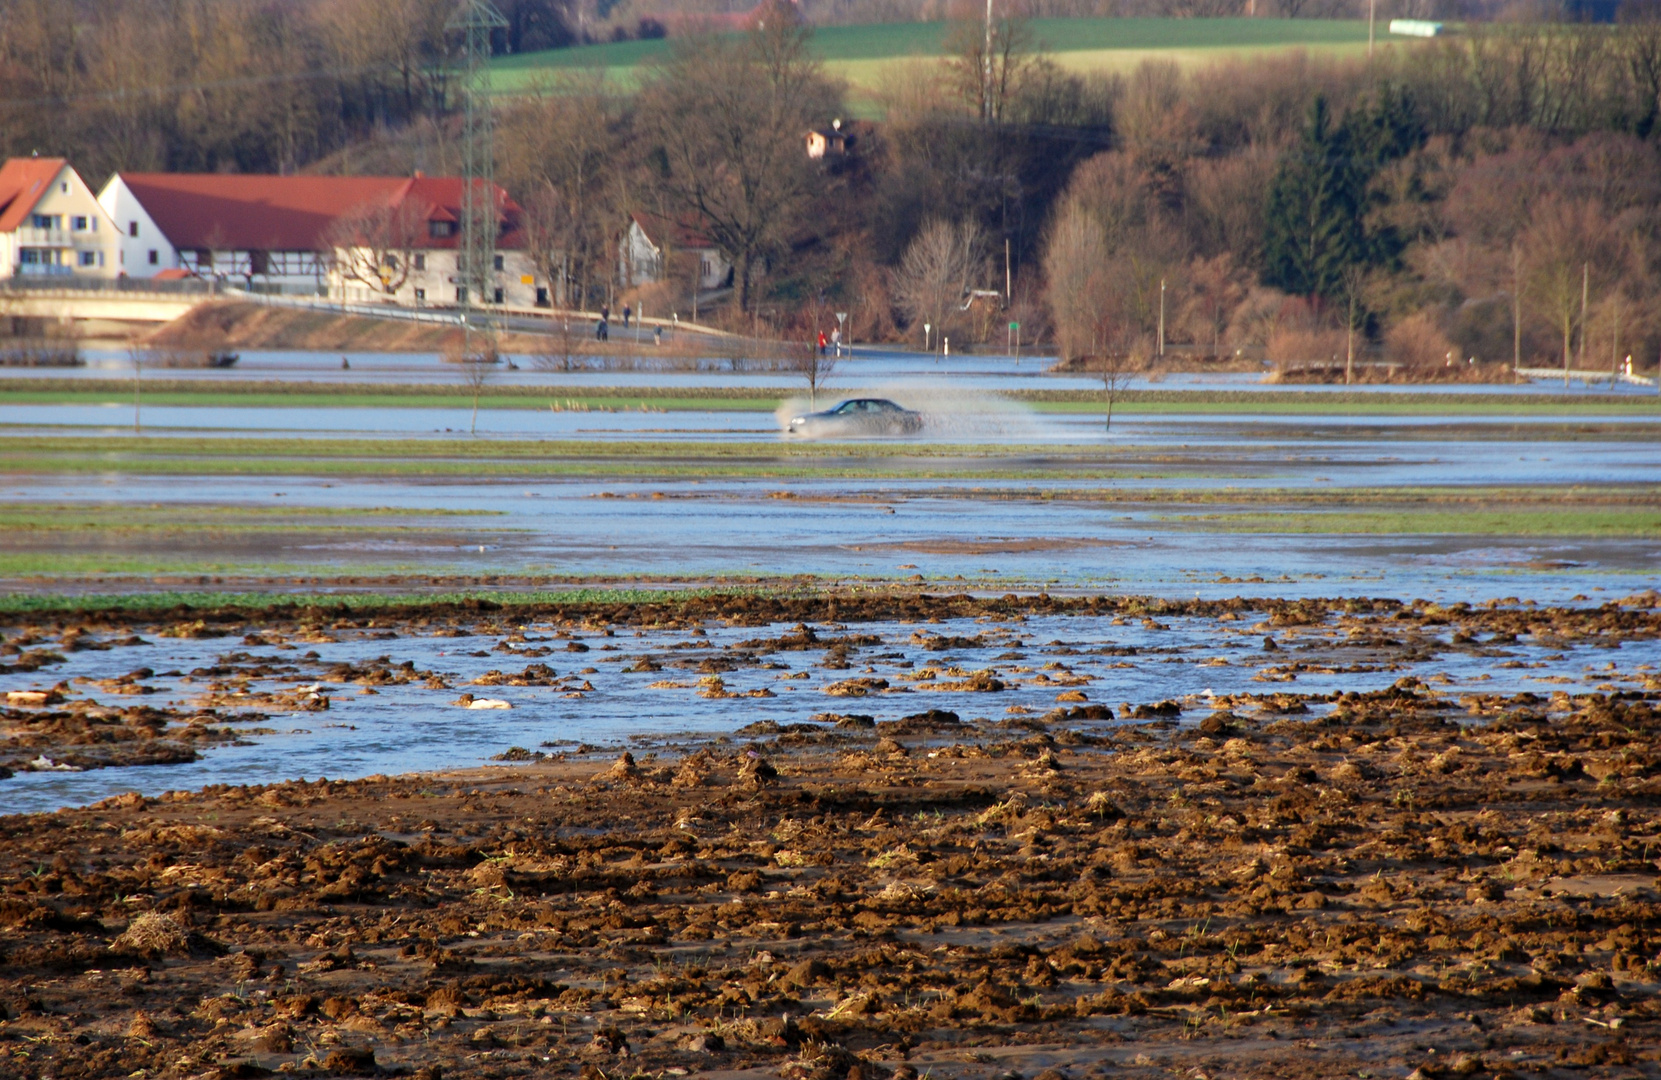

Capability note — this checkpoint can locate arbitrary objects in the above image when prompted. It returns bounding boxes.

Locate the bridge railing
[2,275,215,296]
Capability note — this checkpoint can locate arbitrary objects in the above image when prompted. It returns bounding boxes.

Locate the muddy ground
[2,594,1659,1079]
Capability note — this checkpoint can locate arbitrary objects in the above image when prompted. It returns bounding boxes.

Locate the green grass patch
[0,504,499,532]
[5,378,1656,416]
[0,584,784,617]
[1170,507,1661,536]
[493,17,1379,94]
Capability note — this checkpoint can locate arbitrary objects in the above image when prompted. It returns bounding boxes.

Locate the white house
[619,212,731,293]
[0,157,119,280]
[97,171,547,308]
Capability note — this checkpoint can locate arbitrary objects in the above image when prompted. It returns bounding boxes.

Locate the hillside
[492,16,1386,102]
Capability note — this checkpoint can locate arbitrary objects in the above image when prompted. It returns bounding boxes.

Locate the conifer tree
[1261,91,1424,303]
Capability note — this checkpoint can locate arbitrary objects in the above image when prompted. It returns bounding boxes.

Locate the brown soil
[144,302,559,355]
[1266,362,1519,385]
[142,302,741,360]
[2,594,1659,1079]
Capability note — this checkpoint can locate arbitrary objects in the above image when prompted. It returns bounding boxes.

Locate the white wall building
[0,157,119,280]
[619,212,731,293]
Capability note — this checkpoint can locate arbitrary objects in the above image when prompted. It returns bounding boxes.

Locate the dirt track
[2,594,1659,1080]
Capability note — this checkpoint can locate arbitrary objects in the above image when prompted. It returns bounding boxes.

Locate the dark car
[785,398,924,438]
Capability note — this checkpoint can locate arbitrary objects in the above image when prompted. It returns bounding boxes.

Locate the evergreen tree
[1261,90,1424,303]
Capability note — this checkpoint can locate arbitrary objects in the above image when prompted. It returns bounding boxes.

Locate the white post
[983,0,994,122]
[1368,0,1376,58]
[1158,278,1166,358]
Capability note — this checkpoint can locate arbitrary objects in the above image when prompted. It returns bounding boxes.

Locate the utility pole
[1368,0,1376,58]
[449,0,508,360]
[1004,237,1011,305]
[1512,242,1521,381]
[1157,278,1166,359]
[1575,261,1588,387]
[983,0,994,122]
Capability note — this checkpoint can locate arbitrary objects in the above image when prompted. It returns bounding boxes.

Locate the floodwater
[2,609,1651,815]
[6,345,1659,395]
[2,401,1656,599]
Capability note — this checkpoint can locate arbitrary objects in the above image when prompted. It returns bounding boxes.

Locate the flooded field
[2,355,1658,1080]
[5,595,1656,813]
[1,593,1657,1080]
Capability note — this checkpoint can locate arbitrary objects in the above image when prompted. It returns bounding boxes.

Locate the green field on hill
[492,17,1386,100]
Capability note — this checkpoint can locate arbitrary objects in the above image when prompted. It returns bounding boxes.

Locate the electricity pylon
[448,0,508,355]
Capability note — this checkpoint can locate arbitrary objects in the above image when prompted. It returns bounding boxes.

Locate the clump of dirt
[2,637,1658,1078]
[2,595,1660,1077]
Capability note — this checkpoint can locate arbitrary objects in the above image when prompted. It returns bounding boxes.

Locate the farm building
[97,172,546,308]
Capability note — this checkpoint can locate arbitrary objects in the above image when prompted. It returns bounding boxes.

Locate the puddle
[3,608,1651,814]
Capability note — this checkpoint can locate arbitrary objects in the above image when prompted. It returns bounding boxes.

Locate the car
[785,398,924,438]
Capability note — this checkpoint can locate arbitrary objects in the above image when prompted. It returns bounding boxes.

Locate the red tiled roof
[116,173,523,252]
[0,157,68,232]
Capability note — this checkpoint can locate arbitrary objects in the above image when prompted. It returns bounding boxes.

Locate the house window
[382,254,399,270]
[429,220,454,239]
[71,216,88,231]
[60,181,68,193]
[413,254,426,271]
[414,288,426,302]
[19,249,41,264]
[30,214,55,230]
[535,287,549,307]
[493,287,504,304]
[455,286,467,303]
[79,251,97,267]
[493,254,504,271]
[147,249,158,265]
[249,251,269,275]
[129,221,139,237]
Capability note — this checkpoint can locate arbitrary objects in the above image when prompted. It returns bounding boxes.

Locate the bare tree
[1179,252,1247,360]
[786,334,836,409]
[893,218,984,349]
[1097,339,1135,434]
[325,197,429,299]
[1043,198,1140,432]
[943,7,1039,122]
[637,11,842,312]
[1341,264,1367,385]
[446,337,499,436]
[497,71,624,311]
[1520,196,1631,382]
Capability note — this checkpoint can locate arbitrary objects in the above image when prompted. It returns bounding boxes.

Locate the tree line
[5,1,1661,371]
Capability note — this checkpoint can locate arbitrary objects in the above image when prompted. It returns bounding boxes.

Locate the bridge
[0,280,733,341]
[0,282,206,324]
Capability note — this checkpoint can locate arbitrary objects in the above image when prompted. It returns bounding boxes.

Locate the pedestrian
[601,303,610,324]
[830,328,841,357]
[596,318,608,342]
[622,304,632,329]
[654,326,663,347]
[817,330,827,357]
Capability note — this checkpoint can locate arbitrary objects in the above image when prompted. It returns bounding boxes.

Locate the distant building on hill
[0,157,119,280]
[806,120,850,159]
[97,172,547,308]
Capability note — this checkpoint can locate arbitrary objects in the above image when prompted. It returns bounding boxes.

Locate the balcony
[14,227,102,247]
